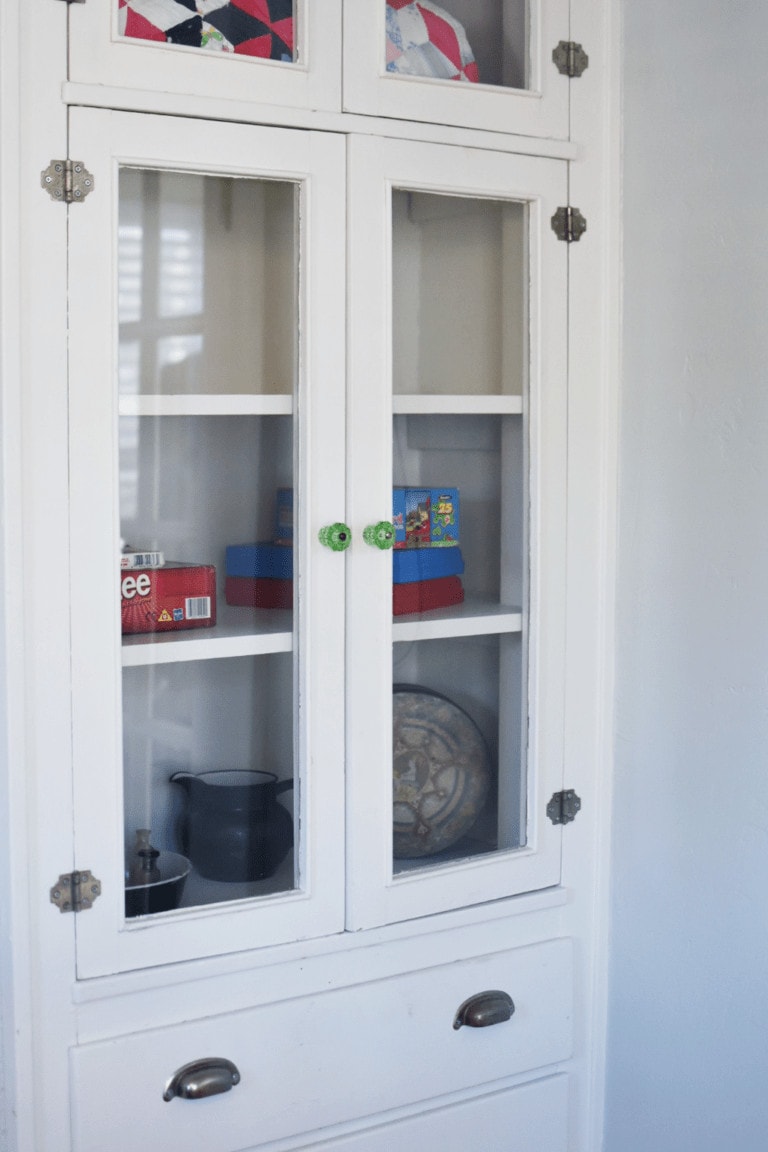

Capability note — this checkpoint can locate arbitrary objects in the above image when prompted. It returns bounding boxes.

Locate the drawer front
[292,1074,569,1152]
[71,939,572,1152]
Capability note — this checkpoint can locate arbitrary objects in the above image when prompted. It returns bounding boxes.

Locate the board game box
[121,563,216,635]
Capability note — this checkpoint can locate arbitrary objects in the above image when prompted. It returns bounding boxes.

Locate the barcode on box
[121,551,165,570]
[185,597,212,620]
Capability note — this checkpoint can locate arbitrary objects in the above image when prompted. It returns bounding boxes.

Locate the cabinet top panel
[67,1,574,142]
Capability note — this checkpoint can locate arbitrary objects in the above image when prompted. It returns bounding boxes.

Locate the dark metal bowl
[124,850,191,918]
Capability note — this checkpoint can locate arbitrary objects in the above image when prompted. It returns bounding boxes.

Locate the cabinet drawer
[70,939,572,1152]
[291,1074,569,1152]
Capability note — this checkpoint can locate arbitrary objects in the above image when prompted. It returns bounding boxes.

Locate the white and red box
[120,563,216,635]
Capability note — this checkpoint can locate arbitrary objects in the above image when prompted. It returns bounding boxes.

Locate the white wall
[606,4,768,1150]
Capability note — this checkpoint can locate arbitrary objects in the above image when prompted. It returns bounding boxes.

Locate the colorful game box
[121,563,216,635]
[226,543,293,580]
[392,487,460,548]
[392,546,464,584]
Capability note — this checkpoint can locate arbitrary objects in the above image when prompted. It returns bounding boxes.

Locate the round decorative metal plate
[393,686,490,859]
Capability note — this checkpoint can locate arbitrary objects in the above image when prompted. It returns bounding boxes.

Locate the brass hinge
[551,206,587,244]
[546,790,582,826]
[41,160,94,204]
[552,40,589,78]
[50,870,102,913]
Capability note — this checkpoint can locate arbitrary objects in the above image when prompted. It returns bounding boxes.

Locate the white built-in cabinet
[1,3,615,1150]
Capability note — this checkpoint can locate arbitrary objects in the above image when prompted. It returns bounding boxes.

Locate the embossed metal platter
[393,685,490,859]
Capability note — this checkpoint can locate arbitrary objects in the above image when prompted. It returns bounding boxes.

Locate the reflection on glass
[117,166,300,919]
[118,168,297,396]
[118,1,297,63]
[391,415,526,880]
[385,0,528,90]
[392,190,527,396]
[390,183,529,879]
[123,654,297,916]
[119,415,293,577]
[392,632,525,876]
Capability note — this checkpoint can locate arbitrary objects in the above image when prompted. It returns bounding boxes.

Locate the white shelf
[119,394,293,418]
[393,599,522,643]
[118,394,521,418]
[121,606,293,667]
[121,600,522,664]
[392,394,523,416]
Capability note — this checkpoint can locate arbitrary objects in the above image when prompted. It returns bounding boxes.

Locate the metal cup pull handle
[453,990,515,1030]
[163,1058,241,1102]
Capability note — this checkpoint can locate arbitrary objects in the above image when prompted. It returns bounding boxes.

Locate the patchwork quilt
[117,0,294,59]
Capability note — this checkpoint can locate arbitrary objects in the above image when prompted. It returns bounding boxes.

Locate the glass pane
[124,654,296,915]
[118,1,297,64]
[118,168,297,396]
[392,414,523,606]
[385,1,528,91]
[392,634,525,873]
[392,190,527,396]
[118,163,300,918]
[391,417,526,876]
[390,187,529,879]
[120,413,297,916]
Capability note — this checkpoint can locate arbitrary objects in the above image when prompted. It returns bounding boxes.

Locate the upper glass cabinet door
[67,108,346,978]
[345,135,568,929]
[67,0,342,114]
[343,0,571,139]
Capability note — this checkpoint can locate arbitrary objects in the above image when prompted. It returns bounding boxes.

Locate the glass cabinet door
[343,0,571,139]
[346,136,567,929]
[68,109,346,977]
[68,0,342,115]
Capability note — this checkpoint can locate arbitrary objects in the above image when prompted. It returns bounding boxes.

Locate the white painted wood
[121,609,293,666]
[343,0,570,140]
[71,891,568,1046]
[68,0,342,115]
[558,4,621,1151]
[70,938,572,1152]
[62,83,579,160]
[272,1075,569,1152]
[0,4,84,1149]
[120,395,294,417]
[67,110,347,977]
[346,135,568,930]
[393,601,522,643]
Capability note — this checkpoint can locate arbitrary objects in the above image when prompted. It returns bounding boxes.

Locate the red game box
[121,563,216,635]
[393,575,465,616]
[225,576,293,610]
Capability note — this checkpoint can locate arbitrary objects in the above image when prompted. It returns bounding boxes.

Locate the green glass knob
[363,521,395,550]
[318,523,351,552]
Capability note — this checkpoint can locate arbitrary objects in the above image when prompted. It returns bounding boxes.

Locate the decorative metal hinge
[551,206,587,244]
[50,870,102,913]
[41,160,94,204]
[547,789,582,826]
[552,40,589,78]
